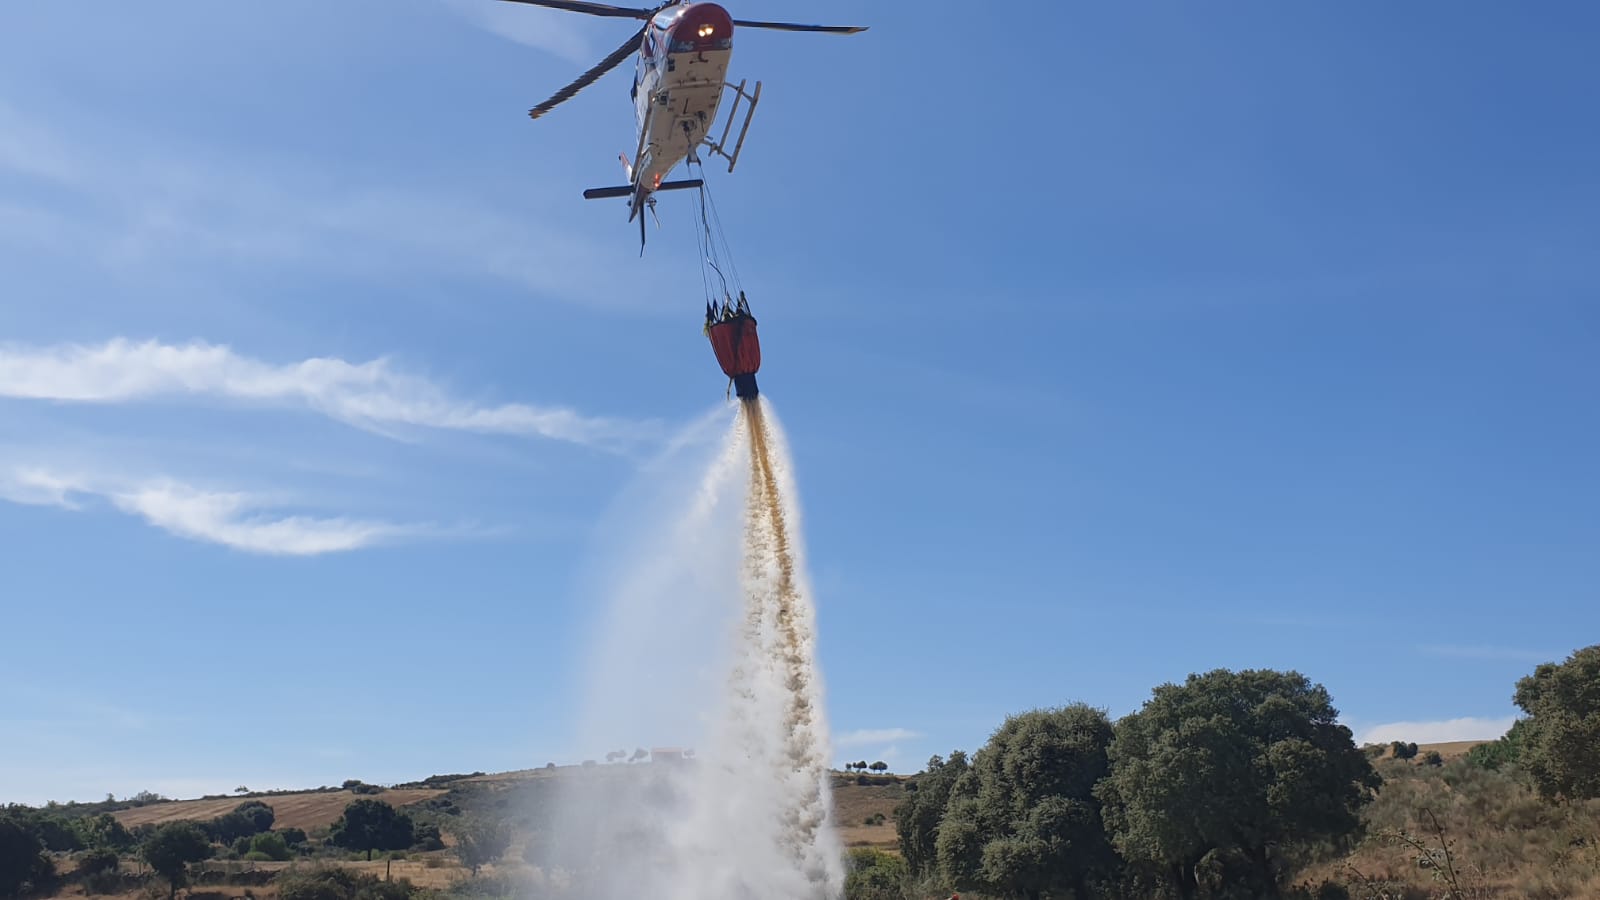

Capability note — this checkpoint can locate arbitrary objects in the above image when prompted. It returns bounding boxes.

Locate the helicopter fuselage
[626,2,733,193]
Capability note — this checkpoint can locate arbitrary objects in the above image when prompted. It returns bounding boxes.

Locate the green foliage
[1513,644,1600,801]
[140,821,212,900]
[76,847,120,878]
[250,831,293,861]
[934,704,1120,900]
[0,816,54,898]
[331,800,415,862]
[1465,719,1526,771]
[82,814,135,852]
[1389,741,1419,760]
[1097,668,1381,900]
[451,817,511,876]
[894,751,969,877]
[845,847,908,900]
[210,801,275,843]
[410,823,443,852]
[343,780,386,796]
[280,827,310,848]
[277,865,417,900]
[1421,750,1444,768]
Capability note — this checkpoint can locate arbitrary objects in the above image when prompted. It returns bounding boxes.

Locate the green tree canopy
[1096,669,1380,900]
[1465,719,1526,771]
[83,813,135,852]
[0,816,53,899]
[451,816,511,876]
[895,750,969,877]
[1513,644,1600,801]
[141,821,213,900]
[934,704,1120,900]
[845,848,909,900]
[330,800,414,861]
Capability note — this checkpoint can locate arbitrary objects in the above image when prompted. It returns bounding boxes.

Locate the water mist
[545,398,843,900]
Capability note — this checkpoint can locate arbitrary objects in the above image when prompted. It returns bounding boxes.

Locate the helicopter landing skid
[703,79,762,174]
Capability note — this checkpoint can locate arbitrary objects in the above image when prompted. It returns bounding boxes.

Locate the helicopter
[497,0,867,250]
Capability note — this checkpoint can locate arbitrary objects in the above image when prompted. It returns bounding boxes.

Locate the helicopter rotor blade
[730,18,867,34]
[529,24,649,121]
[496,0,654,20]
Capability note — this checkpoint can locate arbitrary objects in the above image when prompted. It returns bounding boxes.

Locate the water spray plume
[549,397,842,900]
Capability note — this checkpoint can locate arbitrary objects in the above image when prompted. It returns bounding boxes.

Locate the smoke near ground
[544,398,843,900]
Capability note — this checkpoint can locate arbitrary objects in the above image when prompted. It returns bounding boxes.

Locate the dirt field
[1418,739,1489,758]
[831,777,903,849]
[111,789,446,832]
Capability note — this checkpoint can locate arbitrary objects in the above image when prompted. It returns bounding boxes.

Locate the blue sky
[2,0,1597,805]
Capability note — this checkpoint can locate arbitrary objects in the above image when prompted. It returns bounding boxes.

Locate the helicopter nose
[677,2,733,49]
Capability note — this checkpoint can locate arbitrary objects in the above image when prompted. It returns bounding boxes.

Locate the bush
[77,847,120,877]
[250,832,292,861]
[845,848,907,900]
[277,865,416,900]
[279,828,309,847]
[1422,750,1444,767]
[1391,741,1419,760]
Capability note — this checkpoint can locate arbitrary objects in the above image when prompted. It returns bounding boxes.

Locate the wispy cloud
[835,727,923,748]
[0,338,657,449]
[1419,644,1559,664]
[1357,716,1518,746]
[0,101,644,308]
[0,466,424,556]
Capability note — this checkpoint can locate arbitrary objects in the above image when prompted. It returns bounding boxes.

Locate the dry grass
[111,790,446,832]
[1299,757,1600,899]
[1417,740,1490,759]
[831,774,904,850]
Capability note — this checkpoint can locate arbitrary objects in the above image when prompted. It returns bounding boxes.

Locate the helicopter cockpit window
[650,8,684,31]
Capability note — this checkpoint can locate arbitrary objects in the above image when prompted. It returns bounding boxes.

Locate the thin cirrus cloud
[0,466,422,556]
[834,727,923,748]
[0,338,659,449]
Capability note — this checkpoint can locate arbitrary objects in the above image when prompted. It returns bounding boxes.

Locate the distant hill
[105,766,904,849]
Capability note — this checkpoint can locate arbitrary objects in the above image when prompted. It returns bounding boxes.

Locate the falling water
[547,397,842,900]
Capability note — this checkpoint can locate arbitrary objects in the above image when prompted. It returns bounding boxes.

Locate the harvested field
[111,789,445,832]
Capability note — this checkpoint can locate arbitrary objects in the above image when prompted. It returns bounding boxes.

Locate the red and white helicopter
[498,0,866,249]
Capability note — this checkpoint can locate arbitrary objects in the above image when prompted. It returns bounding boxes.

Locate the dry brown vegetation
[1297,756,1600,899]
[831,775,903,850]
[110,789,447,833]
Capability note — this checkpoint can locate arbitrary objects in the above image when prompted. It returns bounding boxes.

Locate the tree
[83,814,135,852]
[845,848,908,900]
[1097,669,1381,900]
[452,816,511,876]
[630,747,650,763]
[1389,741,1419,760]
[895,751,969,877]
[330,800,415,861]
[1466,719,1527,771]
[870,761,888,774]
[235,786,250,795]
[934,705,1120,900]
[0,816,53,898]
[141,821,212,900]
[249,832,292,861]
[1513,644,1600,801]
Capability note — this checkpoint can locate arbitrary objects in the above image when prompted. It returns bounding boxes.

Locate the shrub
[276,865,414,900]
[1422,751,1444,767]
[1391,741,1419,760]
[845,847,907,900]
[250,832,292,861]
[77,847,120,877]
